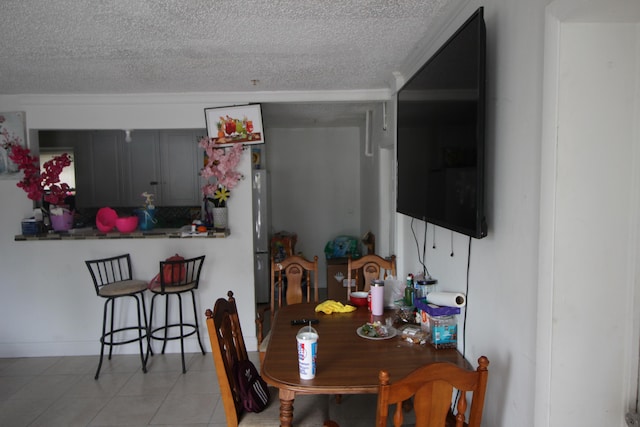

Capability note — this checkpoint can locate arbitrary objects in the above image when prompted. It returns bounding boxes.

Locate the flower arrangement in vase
[199,137,244,228]
[2,141,73,230]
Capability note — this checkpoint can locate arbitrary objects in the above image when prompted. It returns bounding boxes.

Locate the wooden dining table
[261,303,471,426]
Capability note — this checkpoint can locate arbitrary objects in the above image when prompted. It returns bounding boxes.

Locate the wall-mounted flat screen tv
[397,7,487,239]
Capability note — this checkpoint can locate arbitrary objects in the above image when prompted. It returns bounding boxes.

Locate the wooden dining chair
[256,254,319,366]
[376,356,490,427]
[206,291,331,426]
[347,254,396,298]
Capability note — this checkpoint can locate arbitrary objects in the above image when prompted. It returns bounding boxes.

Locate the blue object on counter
[136,208,156,231]
[414,297,461,317]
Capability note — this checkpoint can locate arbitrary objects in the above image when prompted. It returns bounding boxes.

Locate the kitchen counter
[14,227,229,241]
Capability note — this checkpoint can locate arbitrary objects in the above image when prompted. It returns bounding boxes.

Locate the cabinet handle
[150,181,158,186]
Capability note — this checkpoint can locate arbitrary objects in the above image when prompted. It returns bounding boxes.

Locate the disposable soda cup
[296,325,318,380]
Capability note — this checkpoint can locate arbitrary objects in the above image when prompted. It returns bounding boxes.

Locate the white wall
[393,1,640,427]
[266,126,361,286]
[537,14,640,427]
[0,95,258,355]
[395,1,546,425]
[360,102,397,258]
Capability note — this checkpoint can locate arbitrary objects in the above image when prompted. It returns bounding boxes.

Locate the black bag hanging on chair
[233,359,270,413]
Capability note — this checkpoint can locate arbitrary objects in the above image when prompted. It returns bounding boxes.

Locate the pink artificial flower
[199,138,245,207]
[6,142,71,206]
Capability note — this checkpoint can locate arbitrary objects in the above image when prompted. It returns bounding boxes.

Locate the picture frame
[0,111,27,176]
[204,104,265,147]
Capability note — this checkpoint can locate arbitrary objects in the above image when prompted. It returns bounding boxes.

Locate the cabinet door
[159,130,202,206]
[85,131,123,207]
[122,130,161,206]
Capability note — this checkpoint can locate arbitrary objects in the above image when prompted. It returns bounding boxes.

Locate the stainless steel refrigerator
[252,169,270,304]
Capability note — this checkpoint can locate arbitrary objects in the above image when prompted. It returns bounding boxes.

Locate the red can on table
[367,291,372,311]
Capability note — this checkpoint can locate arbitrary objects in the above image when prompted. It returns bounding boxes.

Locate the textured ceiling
[0,0,453,125]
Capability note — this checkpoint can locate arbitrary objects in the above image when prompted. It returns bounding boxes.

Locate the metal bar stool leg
[148,293,157,359]
[134,294,147,373]
[177,293,186,373]
[162,294,170,354]
[95,298,111,379]
[141,293,154,357]
[190,289,206,355]
[108,298,115,360]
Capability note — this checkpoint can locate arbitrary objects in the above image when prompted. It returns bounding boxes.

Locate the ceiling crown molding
[15,89,392,107]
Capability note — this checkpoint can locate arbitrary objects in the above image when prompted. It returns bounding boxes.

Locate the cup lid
[297,325,318,337]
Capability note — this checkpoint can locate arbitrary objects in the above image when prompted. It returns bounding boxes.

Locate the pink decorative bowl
[115,216,138,233]
[349,291,369,307]
[96,207,117,232]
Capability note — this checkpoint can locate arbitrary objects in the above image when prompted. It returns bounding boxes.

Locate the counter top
[14,227,229,241]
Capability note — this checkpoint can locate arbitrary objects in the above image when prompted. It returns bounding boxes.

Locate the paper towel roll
[426,292,466,307]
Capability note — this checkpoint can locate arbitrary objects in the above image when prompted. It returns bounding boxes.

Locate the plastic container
[349,291,368,307]
[414,297,460,315]
[21,220,44,235]
[115,216,138,233]
[50,208,74,231]
[429,315,457,349]
[415,279,437,299]
[398,324,428,345]
[96,207,117,232]
[136,207,156,231]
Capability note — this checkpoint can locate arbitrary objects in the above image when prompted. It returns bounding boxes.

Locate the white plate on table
[356,325,397,340]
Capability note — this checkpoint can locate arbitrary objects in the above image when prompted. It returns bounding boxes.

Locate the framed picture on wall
[0,111,27,176]
[204,104,265,147]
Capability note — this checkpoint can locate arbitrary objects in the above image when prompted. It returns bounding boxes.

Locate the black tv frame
[396,7,487,239]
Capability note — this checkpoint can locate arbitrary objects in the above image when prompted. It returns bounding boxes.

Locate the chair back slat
[85,254,134,293]
[376,356,489,427]
[270,255,319,321]
[347,254,396,296]
[158,255,205,292]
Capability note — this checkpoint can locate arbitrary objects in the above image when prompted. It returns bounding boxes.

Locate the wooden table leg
[279,388,295,427]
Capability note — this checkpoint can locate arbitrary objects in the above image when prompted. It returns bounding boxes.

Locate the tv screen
[397,7,487,239]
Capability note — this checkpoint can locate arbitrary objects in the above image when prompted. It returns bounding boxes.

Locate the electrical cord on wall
[462,236,471,359]
[454,235,473,412]
[410,218,432,278]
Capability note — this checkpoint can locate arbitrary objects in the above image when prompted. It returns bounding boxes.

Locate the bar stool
[148,255,206,373]
[85,254,150,379]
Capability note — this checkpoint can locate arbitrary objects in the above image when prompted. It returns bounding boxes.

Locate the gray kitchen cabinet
[41,129,204,208]
[79,131,123,208]
[159,129,203,206]
[122,130,161,207]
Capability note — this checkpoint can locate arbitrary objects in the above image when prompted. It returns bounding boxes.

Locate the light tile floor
[0,349,416,427]
[0,351,251,427]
